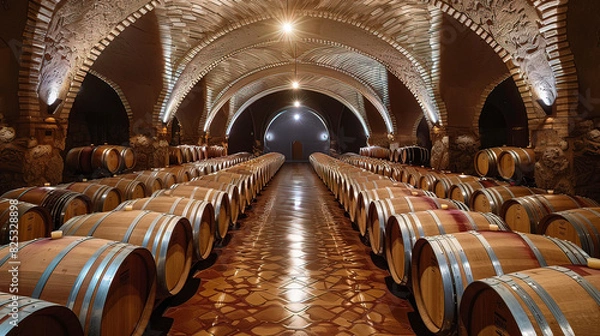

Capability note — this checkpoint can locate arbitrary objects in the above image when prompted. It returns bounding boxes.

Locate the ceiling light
[282,22,293,34]
[294,114,300,121]
[292,81,300,89]
[294,101,301,108]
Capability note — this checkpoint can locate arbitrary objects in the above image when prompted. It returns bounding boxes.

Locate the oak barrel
[384,210,508,285]
[473,147,504,177]
[497,147,535,181]
[184,179,242,215]
[500,194,600,233]
[411,231,589,335]
[91,145,121,174]
[367,196,469,256]
[447,178,506,205]
[168,147,183,165]
[138,170,177,189]
[115,146,136,172]
[538,207,600,258]
[0,198,52,244]
[120,173,164,194]
[432,174,481,198]
[195,173,251,208]
[1,187,92,229]
[116,197,216,261]
[59,182,122,212]
[96,177,149,200]
[154,187,231,240]
[0,292,84,336]
[158,166,192,183]
[469,185,545,214]
[355,187,436,237]
[0,236,157,336]
[60,210,193,296]
[399,146,430,165]
[65,146,94,173]
[459,265,600,336]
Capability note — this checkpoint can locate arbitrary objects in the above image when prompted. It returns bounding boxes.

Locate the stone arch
[86,70,134,128]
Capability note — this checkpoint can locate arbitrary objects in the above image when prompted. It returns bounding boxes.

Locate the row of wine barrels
[154,186,231,240]
[119,173,164,194]
[447,178,507,205]
[397,146,430,165]
[58,182,123,212]
[66,145,135,174]
[116,197,215,261]
[474,146,535,181]
[539,207,600,258]
[460,264,600,336]
[0,236,157,336]
[207,145,227,158]
[367,196,469,256]
[500,193,600,233]
[59,210,193,297]
[181,180,243,218]
[411,230,589,335]
[384,209,509,285]
[0,198,52,244]
[0,292,84,336]
[431,173,481,198]
[355,187,436,237]
[96,177,149,200]
[1,187,92,229]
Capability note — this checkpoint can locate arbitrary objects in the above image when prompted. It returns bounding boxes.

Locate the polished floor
[158,163,418,336]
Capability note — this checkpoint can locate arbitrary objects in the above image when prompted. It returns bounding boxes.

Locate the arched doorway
[479,77,529,148]
[264,107,330,162]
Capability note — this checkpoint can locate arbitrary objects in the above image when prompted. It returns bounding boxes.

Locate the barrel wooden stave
[0,236,157,336]
[60,182,123,212]
[538,207,600,258]
[96,177,149,200]
[91,145,121,174]
[469,185,545,214]
[497,147,535,181]
[460,265,600,336]
[411,230,589,335]
[59,210,193,297]
[473,147,504,177]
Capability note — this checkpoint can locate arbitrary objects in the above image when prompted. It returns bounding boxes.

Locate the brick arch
[86,70,134,127]
[471,73,514,131]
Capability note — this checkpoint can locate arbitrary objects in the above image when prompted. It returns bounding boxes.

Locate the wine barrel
[65,146,94,173]
[0,236,157,336]
[385,210,509,286]
[120,173,164,194]
[417,171,447,191]
[447,179,506,205]
[138,170,177,189]
[96,177,149,200]
[355,187,436,237]
[411,231,589,335]
[0,198,52,244]
[500,194,600,233]
[1,187,92,229]
[402,166,432,187]
[169,147,183,165]
[154,187,231,240]
[158,166,192,183]
[0,292,84,336]
[431,174,481,198]
[115,145,136,172]
[59,182,122,212]
[497,147,535,181]
[347,179,406,223]
[195,173,251,209]
[469,185,545,214]
[91,145,121,174]
[460,265,600,336]
[367,196,469,255]
[538,207,600,258]
[400,146,430,165]
[116,197,216,261]
[473,147,504,177]
[60,210,193,297]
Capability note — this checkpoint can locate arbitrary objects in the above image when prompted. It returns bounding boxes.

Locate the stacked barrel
[310,152,600,336]
[0,151,284,335]
[66,144,136,175]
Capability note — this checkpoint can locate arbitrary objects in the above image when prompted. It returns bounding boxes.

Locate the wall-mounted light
[294,113,300,121]
[47,98,63,115]
[294,101,301,108]
[292,81,300,89]
[537,98,553,116]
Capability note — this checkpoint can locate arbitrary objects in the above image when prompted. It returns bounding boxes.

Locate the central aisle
[163,163,417,335]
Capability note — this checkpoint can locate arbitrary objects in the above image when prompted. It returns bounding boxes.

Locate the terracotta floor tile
[160,163,416,335]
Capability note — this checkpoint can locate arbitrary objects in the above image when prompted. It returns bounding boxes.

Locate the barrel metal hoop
[548,265,600,305]
[404,197,415,212]
[124,211,154,243]
[430,236,461,329]
[516,232,547,267]
[462,210,479,231]
[545,236,589,264]
[143,213,167,254]
[447,234,474,285]
[86,245,135,334]
[471,231,504,275]
[428,210,446,235]
[32,237,94,298]
[496,275,553,335]
[561,212,593,255]
[571,211,599,257]
[67,241,119,308]
[83,211,114,236]
[408,212,426,238]
[170,197,185,214]
[510,272,574,335]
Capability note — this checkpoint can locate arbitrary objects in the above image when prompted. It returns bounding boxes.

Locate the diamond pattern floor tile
[160,163,418,335]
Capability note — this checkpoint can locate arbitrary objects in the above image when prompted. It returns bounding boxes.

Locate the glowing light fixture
[294,101,301,108]
[294,113,300,120]
[282,22,294,34]
[292,81,300,89]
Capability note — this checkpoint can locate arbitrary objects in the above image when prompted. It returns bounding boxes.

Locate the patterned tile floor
[153,163,420,335]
